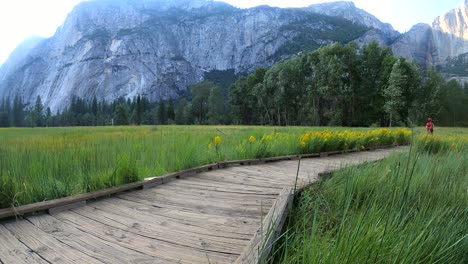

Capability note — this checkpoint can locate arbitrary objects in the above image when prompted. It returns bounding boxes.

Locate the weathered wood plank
[178,177,283,193]
[3,220,104,264]
[194,172,296,189]
[27,214,158,264]
[221,167,297,182]
[88,199,255,240]
[105,197,260,232]
[120,191,270,218]
[0,224,48,264]
[54,210,237,264]
[48,201,86,215]
[164,180,280,196]
[71,205,246,254]
[138,184,277,206]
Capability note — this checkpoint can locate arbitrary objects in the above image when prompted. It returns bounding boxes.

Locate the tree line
[229,41,468,127]
[1,42,467,128]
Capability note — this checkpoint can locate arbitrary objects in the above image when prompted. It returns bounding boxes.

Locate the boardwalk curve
[0,147,407,264]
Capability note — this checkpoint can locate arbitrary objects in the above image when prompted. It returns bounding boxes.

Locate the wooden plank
[235,188,293,264]
[178,177,283,193]
[224,166,298,181]
[105,197,260,232]
[167,179,281,195]
[120,191,270,218]
[55,210,237,264]
[0,224,48,264]
[194,172,293,189]
[118,193,267,219]
[48,201,86,215]
[143,183,277,206]
[71,205,246,254]
[142,177,163,189]
[261,155,300,162]
[160,183,278,202]
[88,199,255,239]
[218,159,266,168]
[27,214,159,264]
[137,184,276,208]
[3,220,104,264]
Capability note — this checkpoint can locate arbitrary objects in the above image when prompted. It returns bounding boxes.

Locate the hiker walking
[426,118,434,135]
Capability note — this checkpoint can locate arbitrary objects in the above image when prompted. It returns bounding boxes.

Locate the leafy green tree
[359,41,393,125]
[412,70,444,124]
[191,81,217,124]
[439,80,468,126]
[383,59,407,127]
[175,99,188,124]
[207,86,226,124]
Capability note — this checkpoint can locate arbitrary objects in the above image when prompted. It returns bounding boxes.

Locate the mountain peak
[305,1,399,37]
[307,1,356,9]
[432,1,468,40]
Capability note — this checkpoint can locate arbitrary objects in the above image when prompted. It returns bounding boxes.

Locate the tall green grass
[271,139,468,263]
[2,125,396,209]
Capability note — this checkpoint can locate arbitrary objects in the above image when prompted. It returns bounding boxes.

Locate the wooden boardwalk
[0,147,406,264]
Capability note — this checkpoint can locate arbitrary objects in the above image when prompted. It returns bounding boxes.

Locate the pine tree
[13,95,25,127]
[157,101,167,125]
[167,99,175,123]
[114,103,129,125]
[32,95,44,127]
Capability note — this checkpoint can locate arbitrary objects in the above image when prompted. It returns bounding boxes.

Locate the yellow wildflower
[214,136,221,145]
[249,136,256,143]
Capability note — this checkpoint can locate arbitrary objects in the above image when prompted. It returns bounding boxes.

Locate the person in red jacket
[426,118,434,134]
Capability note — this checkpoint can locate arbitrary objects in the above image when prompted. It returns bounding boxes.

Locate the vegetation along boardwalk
[0,147,407,264]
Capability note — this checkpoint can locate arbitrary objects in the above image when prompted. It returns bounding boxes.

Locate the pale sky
[0,0,464,65]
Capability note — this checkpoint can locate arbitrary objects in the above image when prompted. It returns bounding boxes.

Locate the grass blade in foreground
[272,141,468,263]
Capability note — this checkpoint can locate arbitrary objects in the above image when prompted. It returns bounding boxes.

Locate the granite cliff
[392,0,468,80]
[0,0,397,111]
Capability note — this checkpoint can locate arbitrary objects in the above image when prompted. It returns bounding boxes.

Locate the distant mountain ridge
[0,0,390,111]
[0,0,467,111]
[305,1,398,39]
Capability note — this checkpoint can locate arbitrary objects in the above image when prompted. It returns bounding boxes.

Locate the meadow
[0,126,412,209]
[270,128,468,264]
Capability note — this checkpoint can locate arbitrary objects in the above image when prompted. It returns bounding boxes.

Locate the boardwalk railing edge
[235,187,294,264]
[0,144,407,220]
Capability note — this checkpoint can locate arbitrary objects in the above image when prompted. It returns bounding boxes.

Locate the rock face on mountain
[306,1,399,42]
[392,1,468,74]
[0,0,395,111]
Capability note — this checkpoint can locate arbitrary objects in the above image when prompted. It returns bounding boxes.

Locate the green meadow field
[0,125,413,209]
